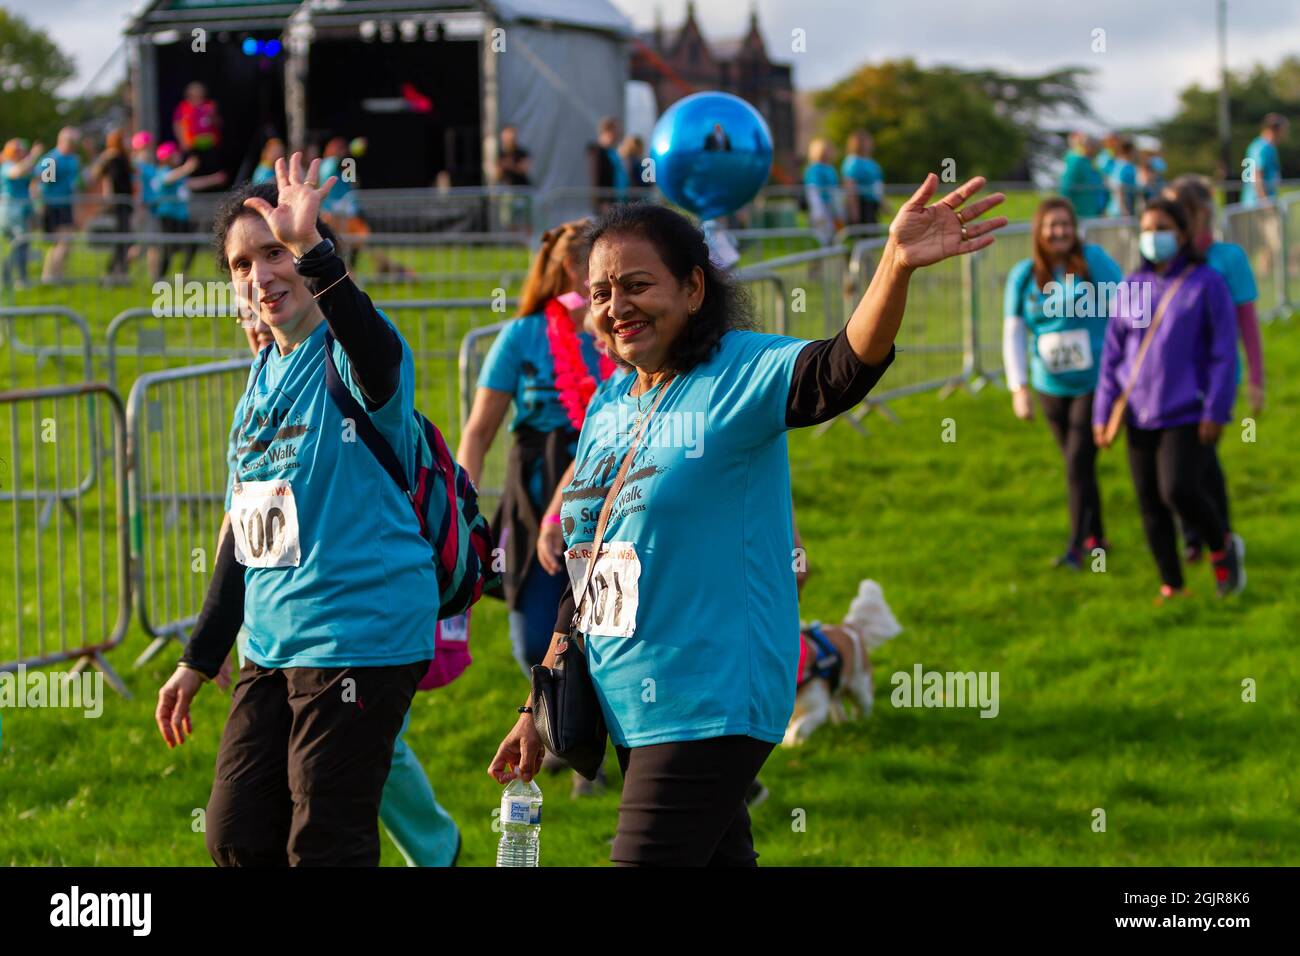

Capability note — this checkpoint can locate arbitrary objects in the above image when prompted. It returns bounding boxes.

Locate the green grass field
[2,213,1299,866]
[2,310,1297,865]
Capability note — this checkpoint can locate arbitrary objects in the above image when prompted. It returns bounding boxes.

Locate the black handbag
[530,377,674,780]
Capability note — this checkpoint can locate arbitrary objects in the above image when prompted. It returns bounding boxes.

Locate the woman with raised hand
[154,153,441,866]
[489,174,1008,866]
[1092,198,1243,602]
[1003,197,1123,568]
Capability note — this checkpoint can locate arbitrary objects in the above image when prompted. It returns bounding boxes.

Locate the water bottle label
[502,796,541,825]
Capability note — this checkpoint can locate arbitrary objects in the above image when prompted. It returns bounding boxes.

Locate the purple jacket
[1093,255,1238,430]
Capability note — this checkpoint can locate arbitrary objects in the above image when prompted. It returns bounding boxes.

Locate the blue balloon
[650,92,773,221]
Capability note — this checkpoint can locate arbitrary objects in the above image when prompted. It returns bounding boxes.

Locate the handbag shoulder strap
[570,375,675,636]
[1116,267,1191,408]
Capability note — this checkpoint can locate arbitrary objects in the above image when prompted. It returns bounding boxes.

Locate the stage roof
[128,0,633,36]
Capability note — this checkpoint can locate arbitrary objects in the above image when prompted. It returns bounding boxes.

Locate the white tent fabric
[493,19,629,226]
[492,0,634,36]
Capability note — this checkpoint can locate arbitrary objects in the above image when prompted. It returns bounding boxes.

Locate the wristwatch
[293,237,335,268]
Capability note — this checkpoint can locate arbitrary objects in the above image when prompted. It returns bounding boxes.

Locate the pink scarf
[545,296,616,431]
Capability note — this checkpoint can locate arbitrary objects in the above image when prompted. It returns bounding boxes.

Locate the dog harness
[796,621,842,691]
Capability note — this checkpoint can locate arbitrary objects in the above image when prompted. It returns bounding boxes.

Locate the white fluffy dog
[783,580,902,747]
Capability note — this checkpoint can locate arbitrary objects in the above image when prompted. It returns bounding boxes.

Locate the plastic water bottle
[496,777,543,867]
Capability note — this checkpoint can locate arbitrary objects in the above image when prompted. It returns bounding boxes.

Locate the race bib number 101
[565,541,641,638]
[230,479,301,568]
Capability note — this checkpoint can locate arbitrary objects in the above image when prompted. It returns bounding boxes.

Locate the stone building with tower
[631,3,797,181]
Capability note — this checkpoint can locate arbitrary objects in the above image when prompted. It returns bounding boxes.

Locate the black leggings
[1183,445,1232,549]
[612,735,774,867]
[1037,391,1104,549]
[1126,424,1228,589]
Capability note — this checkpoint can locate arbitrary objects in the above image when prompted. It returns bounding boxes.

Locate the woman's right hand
[488,713,546,784]
[1092,423,1111,450]
[155,666,206,748]
[536,520,566,575]
[1011,387,1034,421]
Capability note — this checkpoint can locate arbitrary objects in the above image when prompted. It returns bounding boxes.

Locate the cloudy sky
[7,0,1299,128]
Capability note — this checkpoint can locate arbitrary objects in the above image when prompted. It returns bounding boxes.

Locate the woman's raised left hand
[241,151,338,257]
[888,173,1008,269]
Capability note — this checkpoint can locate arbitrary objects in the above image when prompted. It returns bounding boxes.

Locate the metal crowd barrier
[0,381,131,696]
[1222,202,1291,322]
[1081,217,1140,273]
[1,307,101,510]
[458,320,512,506]
[125,358,249,662]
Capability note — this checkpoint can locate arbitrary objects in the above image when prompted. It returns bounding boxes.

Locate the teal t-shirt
[37,149,79,203]
[1106,159,1138,216]
[803,162,839,210]
[477,313,604,434]
[559,329,809,748]
[252,163,276,184]
[477,312,605,504]
[1242,136,1280,207]
[151,168,189,220]
[1060,151,1105,217]
[318,156,356,213]
[1,161,32,224]
[224,316,439,668]
[1204,240,1256,385]
[840,155,883,201]
[1004,243,1124,396]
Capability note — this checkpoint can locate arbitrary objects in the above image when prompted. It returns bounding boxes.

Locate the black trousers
[1126,424,1228,589]
[155,215,196,280]
[1183,445,1233,549]
[205,658,426,867]
[1037,390,1104,550]
[612,735,775,867]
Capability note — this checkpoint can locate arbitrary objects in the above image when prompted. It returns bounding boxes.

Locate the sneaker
[1153,584,1189,606]
[571,765,606,799]
[1212,534,1246,597]
[745,778,769,810]
[1053,548,1083,570]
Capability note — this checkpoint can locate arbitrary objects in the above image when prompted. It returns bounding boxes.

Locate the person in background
[1059,131,1106,219]
[496,125,531,187]
[841,130,885,228]
[1095,132,1119,181]
[1105,138,1139,218]
[620,134,646,193]
[457,220,615,797]
[173,81,224,185]
[1164,174,1263,564]
[128,131,158,276]
[37,127,83,283]
[152,140,226,282]
[1241,113,1287,208]
[89,129,134,281]
[587,116,627,214]
[253,139,285,184]
[803,137,842,245]
[1092,198,1243,602]
[1,138,41,290]
[1004,197,1123,568]
[1136,136,1166,204]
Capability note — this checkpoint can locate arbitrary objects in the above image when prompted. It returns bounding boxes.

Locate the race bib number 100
[230,479,301,568]
[565,541,641,638]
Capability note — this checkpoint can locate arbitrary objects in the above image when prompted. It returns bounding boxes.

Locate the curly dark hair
[582,202,754,373]
[211,180,340,274]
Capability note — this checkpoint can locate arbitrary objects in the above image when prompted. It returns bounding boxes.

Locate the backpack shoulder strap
[321,330,410,495]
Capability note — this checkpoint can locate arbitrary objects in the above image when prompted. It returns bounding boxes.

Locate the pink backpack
[418,611,472,690]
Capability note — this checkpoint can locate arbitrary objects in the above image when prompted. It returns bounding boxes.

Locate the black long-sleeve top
[178,251,401,676]
[551,329,894,634]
